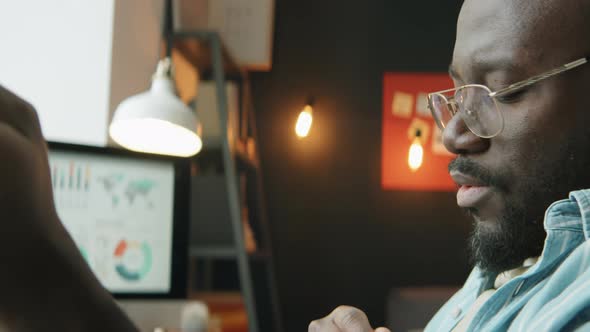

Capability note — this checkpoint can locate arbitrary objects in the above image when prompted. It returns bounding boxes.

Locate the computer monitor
[47,142,190,299]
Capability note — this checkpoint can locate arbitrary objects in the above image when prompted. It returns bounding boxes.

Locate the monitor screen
[47,142,189,298]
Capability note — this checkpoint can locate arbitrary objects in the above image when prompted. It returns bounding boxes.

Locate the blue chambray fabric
[425,189,590,332]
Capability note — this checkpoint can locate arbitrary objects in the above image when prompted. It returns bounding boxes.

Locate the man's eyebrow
[448,58,524,83]
[477,58,522,74]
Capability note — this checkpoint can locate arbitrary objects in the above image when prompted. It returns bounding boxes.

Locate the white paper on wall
[174,0,275,71]
[0,0,164,146]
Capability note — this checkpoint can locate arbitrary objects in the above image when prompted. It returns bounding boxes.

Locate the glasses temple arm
[490,57,589,98]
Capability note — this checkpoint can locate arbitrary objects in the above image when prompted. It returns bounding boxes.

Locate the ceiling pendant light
[408,129,424,172]
[295,104,313,139]
[109,57,202,157]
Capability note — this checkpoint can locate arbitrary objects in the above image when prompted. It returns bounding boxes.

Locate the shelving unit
[172,31,283,332]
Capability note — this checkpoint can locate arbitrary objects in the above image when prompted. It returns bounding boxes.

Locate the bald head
[454,0,590,80]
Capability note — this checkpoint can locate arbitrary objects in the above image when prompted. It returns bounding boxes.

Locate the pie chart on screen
[113,239,152,281]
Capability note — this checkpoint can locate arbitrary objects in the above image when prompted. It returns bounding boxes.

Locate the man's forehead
[452,0,588,79]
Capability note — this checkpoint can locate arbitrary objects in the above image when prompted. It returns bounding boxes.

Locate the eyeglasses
[427,57,589,138]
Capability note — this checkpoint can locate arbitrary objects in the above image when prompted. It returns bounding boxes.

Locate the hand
[0,84,80,317]
[309,306,392,332]
[0,85,137,331]
[0,85,54,214]
[0,85,65,280]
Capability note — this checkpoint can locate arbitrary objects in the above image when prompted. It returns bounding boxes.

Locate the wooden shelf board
[189,291,248,332]
[172,37,242,77]
[190,246,270,260]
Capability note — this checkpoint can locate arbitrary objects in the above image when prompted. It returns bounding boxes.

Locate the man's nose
[442,113,489,155]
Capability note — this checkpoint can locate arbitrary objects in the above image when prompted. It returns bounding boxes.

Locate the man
[1,0,590,331]
[310,0,590,330]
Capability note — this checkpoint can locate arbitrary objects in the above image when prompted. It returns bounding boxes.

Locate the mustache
[448,157,506,189]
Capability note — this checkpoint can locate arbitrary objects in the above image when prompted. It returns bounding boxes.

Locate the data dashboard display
[48,150,175,294]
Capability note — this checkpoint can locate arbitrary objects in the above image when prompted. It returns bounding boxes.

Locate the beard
[449,140,589,274]
[466,199,546,273]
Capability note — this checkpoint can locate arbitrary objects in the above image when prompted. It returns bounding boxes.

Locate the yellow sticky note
[391,91,414,118]
[415,92,431,118]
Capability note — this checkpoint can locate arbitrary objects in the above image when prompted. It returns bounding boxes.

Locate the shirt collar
[568,189,590,240]
[543,193,583,231]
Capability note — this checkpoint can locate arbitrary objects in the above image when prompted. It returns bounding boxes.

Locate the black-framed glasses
[427,57,589,138]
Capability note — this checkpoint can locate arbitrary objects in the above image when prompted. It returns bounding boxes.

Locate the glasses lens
[429,94,453,130]
[455,86,503,138]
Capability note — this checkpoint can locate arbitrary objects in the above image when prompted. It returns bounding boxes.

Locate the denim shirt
[425,189,590,332]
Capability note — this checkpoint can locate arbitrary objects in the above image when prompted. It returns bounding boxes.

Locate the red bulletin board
[381,73,456,191]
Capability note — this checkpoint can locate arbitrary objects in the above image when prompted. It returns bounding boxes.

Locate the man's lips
[450,171,493,207]
[456,185,492,207]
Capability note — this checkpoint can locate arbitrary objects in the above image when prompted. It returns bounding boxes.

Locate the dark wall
[251,1,468,331]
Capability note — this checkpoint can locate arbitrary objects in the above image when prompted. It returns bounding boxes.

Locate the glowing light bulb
[408,137,424,171]
[295,105,313,138]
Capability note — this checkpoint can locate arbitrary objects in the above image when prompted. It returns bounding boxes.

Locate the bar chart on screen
[51,161,91,209]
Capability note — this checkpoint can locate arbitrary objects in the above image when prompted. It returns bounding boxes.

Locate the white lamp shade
[110,76,203,157]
